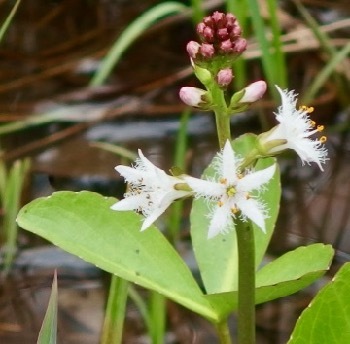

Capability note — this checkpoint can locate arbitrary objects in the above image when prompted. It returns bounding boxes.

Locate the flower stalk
[236,220,256,344]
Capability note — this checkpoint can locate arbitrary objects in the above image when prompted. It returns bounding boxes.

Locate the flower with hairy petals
[183,141,276,238]
[259,86,328,171]
[111,150,192,231]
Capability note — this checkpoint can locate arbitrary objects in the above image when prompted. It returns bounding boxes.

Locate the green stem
[100,275,129,344]
[149,292,166,344]
[211,84,231,148]
[215,320,233,344]
[236,221,256,344]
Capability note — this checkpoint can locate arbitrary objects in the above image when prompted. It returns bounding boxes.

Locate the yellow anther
[218,201,224,207]
[237,173,243,179]
[309,120,316,128]
[320,136,327,143]
[317,125,324,132]
[231,207,238,214]
[300,105,314,113]
[220,177,227,184]
[245,193,250,200]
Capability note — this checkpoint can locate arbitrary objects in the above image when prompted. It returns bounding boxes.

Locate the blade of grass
[100,275,129,344]
[302,42,350,104]
[37,271,58,344]
[2,158,30,274]
[149,292,166,344]
[227,0,249,90]
[0,0,21,43]
[294,0,349,104]
[90,142,137,162]
[266,0,287,88]
[90,2,187,87]
[246,0,277,96]
[190,0,205,24]
[167,108,191,243]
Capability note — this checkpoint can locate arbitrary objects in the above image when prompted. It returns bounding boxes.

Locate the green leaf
[17,191,220,322]
[204,244,334,318]
[37,271,57,344]
[190,134,281,294]
[289,262,350,344]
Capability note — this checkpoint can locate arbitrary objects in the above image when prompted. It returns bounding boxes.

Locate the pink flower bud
[219,39,233,53]
[179,87,207,107]
[239,81,267,103]
[234,38,247,53]
[186,41,200,59]
[203,26,214,42]
[217,28,229,40]
[200,43,215,58]
[217,68,233,87]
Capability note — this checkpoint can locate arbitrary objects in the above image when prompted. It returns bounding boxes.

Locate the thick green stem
[236,221,256,344]
[215,320,233,344]
[211,84,231,149]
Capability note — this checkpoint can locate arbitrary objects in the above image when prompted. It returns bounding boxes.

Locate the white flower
[184,141,276,238]
[259,86,328,171]
[111,150,191,231]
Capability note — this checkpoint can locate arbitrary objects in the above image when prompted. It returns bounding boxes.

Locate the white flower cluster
[112,87,328,238]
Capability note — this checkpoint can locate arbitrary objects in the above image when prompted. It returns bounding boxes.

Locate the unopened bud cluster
[187,11,247,63]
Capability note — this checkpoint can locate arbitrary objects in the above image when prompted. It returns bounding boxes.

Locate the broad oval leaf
[205,244,334,318]
[190,134,281,293]
[289,262,350,344]
[17,191,219,322]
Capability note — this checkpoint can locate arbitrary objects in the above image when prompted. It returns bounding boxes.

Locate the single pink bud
[239,81,267,103]
[203,16,214,27]
[200,43,215,58]
[226,13,237,28]
[203,26,214,42]
[219,39,233,53]
[179,87,207,107]
[217,28,229,40]
[196,22,206,36]
[212,11,225,27]
[234,38,247,53]
[186,41,200,59]
[217,68,233,87]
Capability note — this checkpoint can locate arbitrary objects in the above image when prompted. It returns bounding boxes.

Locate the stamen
[299,105,314,113]
[237,173,243,179]
[220,177,227,184]
[320,136,327,143]
[231,207,238,214]
[218,200,224,207]
[245,193,250,200]
[317,125,324,132]
[309,120,316,128]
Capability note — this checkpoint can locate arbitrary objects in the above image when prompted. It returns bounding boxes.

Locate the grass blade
[90,2,187,86]
[37,271,58,344]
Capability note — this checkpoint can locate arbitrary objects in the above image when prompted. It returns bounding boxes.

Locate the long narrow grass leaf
[37,272,58,344]
[302,42,350,103]
[246,0,277,98]
[90,2,187,86]
[0,0,21,43]
[100,275,128,344]
[266,0,287,87]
